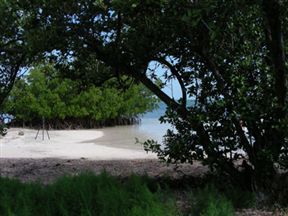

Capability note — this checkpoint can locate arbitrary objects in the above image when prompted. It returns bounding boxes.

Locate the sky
[162,79,181,100]
[150,61,182,100]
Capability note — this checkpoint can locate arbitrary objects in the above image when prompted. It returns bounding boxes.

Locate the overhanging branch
[153,57,187,108]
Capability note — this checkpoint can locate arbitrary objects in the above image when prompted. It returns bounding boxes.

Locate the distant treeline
[3,65,157,129]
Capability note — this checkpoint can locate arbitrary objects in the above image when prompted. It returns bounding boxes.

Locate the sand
[0,128,157,160]
[0,158,208,183]
[0,127,208,183]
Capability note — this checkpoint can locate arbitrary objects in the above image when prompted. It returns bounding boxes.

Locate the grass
[189,185,235,216]
[0,172,177,216]
[0,172,258,216]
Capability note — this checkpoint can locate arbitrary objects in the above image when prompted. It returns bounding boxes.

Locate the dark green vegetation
[3,64,157,128]
[190,186,235,216]
[0,0,30,136]
[0,0,26,107]
[0,0,288,204]
[0,173,258,216]
[0,173,176,216]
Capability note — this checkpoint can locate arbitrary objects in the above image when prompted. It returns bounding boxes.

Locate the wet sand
[95,125,158,150]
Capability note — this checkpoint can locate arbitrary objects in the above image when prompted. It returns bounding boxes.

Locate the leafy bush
[4,65,158,128]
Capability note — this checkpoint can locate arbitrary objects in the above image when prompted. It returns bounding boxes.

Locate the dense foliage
[0,0,34,109]
[1,0,287,196]
[4,64,157,128]
[0,0,39,135]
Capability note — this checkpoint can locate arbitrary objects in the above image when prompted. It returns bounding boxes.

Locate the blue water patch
[142,102,166,119]
[138,103,171,143]
[142,99,195,119]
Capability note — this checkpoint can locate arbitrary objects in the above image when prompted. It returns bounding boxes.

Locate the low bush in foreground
[189,185,235,216]
[0,173,177,216]
[0,172,261,215]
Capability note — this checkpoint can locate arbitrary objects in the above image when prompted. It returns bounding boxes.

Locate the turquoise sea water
[138,102,170,142]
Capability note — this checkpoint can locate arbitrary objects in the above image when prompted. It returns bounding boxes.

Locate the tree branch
[130,69,181,110]
[0,56,23,107]
[153,57,187,108]
[126,67,216,156]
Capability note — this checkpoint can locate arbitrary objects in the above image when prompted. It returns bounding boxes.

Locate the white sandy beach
[0,128,157,160]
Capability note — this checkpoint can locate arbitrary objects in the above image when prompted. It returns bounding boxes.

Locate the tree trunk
[262,0,286,107]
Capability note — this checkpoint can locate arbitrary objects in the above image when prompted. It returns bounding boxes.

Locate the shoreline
[0,127,207,184]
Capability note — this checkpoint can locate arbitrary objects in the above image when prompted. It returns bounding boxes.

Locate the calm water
[95,103,170,149]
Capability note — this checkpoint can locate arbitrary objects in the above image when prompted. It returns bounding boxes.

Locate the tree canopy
[1,0,287,194]
[0,0,39,135]
[0,0,36,106]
